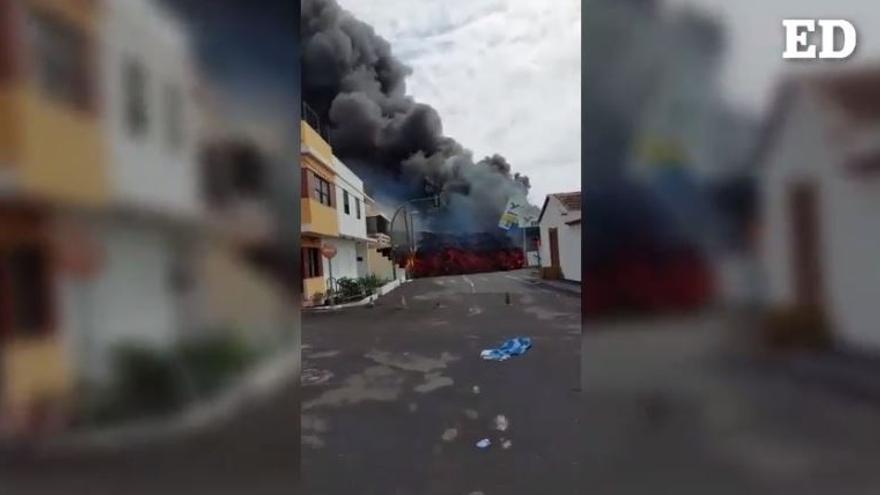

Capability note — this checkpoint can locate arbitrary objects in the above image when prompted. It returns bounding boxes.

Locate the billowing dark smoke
[301,0,531,233]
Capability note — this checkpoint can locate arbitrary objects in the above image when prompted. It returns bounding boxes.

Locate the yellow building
[300,119,339,304]
[0,0,106,436]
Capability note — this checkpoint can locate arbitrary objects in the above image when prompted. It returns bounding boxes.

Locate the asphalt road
[581,314,880,494]
[0,364,301,495]
[6,268,879,494]
[301,269,583,494]
[304,269,880,494]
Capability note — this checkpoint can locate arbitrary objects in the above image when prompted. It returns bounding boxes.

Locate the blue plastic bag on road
[480,337,532,361]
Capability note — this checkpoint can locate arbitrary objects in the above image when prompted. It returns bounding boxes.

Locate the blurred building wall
[100,0,201,216]
[759,75,880,353]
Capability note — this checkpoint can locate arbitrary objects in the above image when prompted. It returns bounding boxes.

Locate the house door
[549,227,561,269]
[788,182,823,308]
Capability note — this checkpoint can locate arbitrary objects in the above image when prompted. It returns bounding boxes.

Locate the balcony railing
[302,102,330,141]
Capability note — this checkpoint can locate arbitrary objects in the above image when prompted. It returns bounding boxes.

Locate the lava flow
[407,232,525,278]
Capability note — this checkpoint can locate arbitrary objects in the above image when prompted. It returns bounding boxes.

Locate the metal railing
[302,102,329,140]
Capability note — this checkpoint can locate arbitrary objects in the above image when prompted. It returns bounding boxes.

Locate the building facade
[759,69,880,353]
[300,119,338,304]
[329,156,369,283]
[0,0,106,436]
[538,192,582,282]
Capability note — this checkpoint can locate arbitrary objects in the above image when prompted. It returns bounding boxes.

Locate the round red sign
[321,243,337,259]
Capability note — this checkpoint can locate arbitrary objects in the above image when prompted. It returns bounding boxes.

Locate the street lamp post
[389,195,440,280]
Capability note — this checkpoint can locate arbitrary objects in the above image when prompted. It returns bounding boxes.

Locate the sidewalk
[782,350,880,402]
[306,278,408,312]
[7,347,300,457]
[519,269,581,295]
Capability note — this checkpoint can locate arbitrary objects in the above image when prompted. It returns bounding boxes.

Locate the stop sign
[321,243,337,259]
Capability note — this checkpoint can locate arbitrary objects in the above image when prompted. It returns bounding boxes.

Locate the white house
[538,192,581,282]
[60,0,203,385]
[101,0,201,218]
[328,157,370,284]
[758,67,880,353]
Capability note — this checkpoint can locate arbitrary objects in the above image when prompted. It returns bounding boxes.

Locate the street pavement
[5,268,880,494]
[301,269,583,494]
[0,366,301,495]
[581,314,880,494]
[304,269,880,494]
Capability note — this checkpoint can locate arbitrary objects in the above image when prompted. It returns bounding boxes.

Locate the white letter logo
[783,19,816,59]
[818,20,857,59]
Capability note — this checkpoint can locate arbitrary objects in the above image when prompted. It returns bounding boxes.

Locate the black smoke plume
[301,0,532,233]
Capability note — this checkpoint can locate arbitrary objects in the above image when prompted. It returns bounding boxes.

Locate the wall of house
[0,207,72,430]
[197,242,288,352]
[356,242,368,277]
[65,220,178,384]
[323,238,360,282]
[301,152,338,238]
[539,198,561,270]
[334,157,367,241]
[367,247,397,282]
[760,93,826,309]
[100,0,199,216]
[761,90,880,352]
[7,2,107,207]
[539,197,581,281]
[300,120,332,165]
[559,223,581,282]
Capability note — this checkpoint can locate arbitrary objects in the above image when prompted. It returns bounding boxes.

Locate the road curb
[306,279,409,312]
[23,349,300,456]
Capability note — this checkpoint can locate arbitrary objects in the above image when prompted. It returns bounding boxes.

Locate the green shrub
[178,334,254,396]
[361,274,386,291]
[311,291,325,305]
[112,344,186,418]
[335,277,362,299]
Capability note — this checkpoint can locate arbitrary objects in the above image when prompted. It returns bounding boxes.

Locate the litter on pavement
[480,337,532,361]
[493,414,509,432]
[476,438,491,449]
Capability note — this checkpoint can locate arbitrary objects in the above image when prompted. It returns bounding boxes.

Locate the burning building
[301,0,537,269]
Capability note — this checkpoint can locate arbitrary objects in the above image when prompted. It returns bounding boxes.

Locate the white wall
[761,89,880,352]
[101,0,200,217]
[539,196,581,281]
[559,223,581,282]
[324,238,361,283]
[334,158,368,241]
[63,220,179,385]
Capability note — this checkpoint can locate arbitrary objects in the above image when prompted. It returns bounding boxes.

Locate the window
[124,58,148,137]
[27,10,91,110]
[314,173,332,207]
[356,198,361,219]
[2,246,51,338]
[164,83,184,150]
[302,248,322,279]
[343,190,350,215]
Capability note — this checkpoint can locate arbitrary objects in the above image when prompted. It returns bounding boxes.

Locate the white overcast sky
[338,0,581,205]
[667,0,880,112]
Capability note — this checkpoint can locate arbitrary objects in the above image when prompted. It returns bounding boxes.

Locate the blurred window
[2,246,51,338]
[343,189,350,214]
[27,10,91,111]
[124,58,148,137]
[356,198,361,219]
[315,174,332,207]
[164,84,184,150]
[302,248,322,278]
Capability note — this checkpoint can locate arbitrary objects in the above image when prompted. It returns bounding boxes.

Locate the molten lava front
[408,232,525,278]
